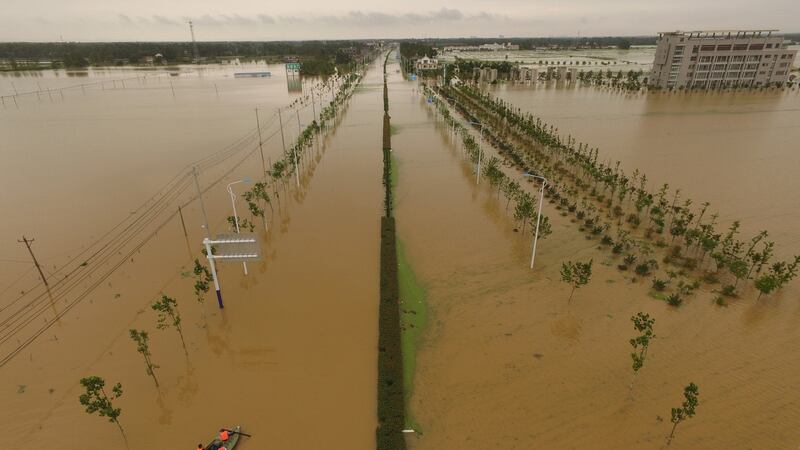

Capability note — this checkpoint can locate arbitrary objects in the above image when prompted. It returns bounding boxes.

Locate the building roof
[660,30,780,38]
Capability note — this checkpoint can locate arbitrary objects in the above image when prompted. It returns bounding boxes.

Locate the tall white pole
[204,239,224,309]
[227,183,248,275]
[530,178,548,270]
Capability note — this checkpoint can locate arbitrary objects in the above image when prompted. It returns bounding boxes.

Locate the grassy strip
[377,50,407,450]
[397,239,427,432]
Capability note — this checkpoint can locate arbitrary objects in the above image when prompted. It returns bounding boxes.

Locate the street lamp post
[227,177,252,274]
[523,173,549,270]
[467,120,485,184]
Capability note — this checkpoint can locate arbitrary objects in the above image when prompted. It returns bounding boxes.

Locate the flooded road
[389,64,800,447]
[0,61,382,448]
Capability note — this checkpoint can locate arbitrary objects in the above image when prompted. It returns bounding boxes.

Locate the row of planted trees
[422,84,555,244]
[224,72,363,233]
[78,69,367,447]
[424,82,703,447]
[432,82,798,306]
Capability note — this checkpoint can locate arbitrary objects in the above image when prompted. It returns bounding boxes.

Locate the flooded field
[387,57,800,448]
[2,49,799,450]
[0,61,382,448]
[490,84,800,259]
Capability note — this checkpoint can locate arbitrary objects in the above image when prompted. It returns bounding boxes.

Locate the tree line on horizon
[0,40,371,72]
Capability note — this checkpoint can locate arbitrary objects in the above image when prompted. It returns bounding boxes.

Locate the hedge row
[376,50,406,450]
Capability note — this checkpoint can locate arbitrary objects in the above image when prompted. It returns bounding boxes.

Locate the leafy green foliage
[152,295,187,355]
[560,259,593,302]
[666,383,700,447]
[629,313,655,373]
[192,259,212,304]
[79,376,126,440]
[129,329,159,386]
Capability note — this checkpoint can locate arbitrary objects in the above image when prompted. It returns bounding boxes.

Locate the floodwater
[0,60,383,448]
[491,83,800,259]
[388,55,800,448]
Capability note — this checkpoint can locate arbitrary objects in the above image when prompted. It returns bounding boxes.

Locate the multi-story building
[649,30,797,89]
[414,56,439,71]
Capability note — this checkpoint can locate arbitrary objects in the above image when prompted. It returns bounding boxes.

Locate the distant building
[414,56,439,71]
[442,42,520,53]
[513,67,537,82]
[650,30,797,89]
[473,67,498,83]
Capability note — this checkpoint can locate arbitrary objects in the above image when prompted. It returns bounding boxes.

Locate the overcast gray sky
[2,0,798,41]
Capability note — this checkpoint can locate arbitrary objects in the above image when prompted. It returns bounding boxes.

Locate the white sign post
[203,233,261,309]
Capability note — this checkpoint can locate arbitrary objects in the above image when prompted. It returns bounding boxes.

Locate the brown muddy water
[0,61,382,448]
[491,83,800,259]
[388,59,800,448]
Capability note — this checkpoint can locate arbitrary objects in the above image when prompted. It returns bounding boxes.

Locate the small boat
[203,426,242,449]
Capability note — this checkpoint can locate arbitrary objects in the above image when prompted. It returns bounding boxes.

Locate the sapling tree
[666,383,700,447]
[79,376,126,443]
[754,256,800,299]
[226,215,255,233]
[192,259,212,305]
[514,193,535,233]
[129,329,159,386]
[629,312,655,396]
[152,295,187,355]
[560,259,593,302]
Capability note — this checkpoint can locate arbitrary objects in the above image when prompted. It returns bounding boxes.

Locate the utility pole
[255,108,266,176]
[188,20,200,63]
[18,236,48,287]
[192,167,211,238]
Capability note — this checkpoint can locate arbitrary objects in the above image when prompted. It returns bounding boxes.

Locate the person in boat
[219,428,237,442]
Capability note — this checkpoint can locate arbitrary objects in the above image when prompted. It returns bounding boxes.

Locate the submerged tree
[514,193,536,233]
[629,312,656,396]
[78,376,126,443]
[152,295,187,355]
[666,383,700,447]
[560,259,593,302]
[754,256,800,300]
[129,329,159,386]
[192,259,212,305]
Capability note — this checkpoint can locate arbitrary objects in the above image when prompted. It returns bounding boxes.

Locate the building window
[747,55,761,62]
[729,64,742,70]
[700,45,716,51]
[713,64,726,71]
[732,55,745,62]
[749,44,764,50]
[766,43,773,48]
[746,63,759,70]
[733,44,748,51]
[775,71,786,76]
[715,56,729,62]
[717,45,732,51]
